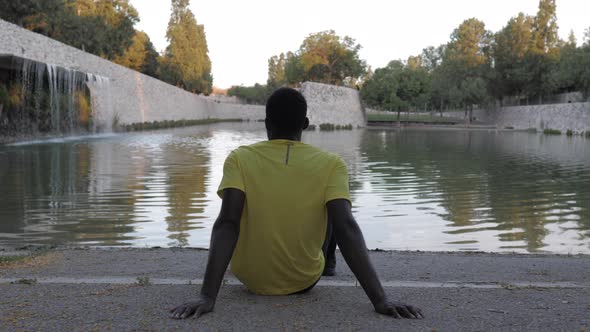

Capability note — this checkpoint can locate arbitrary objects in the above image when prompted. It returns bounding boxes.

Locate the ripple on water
[1,125,589,252]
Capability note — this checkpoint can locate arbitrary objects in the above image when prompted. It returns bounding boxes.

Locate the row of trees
[362,0,590,117]
[0,0,213,94]
[228,30,368,104]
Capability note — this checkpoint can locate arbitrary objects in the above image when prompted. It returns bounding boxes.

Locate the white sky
[131,0,590,89]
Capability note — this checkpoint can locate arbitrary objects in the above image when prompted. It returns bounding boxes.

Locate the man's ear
[302,117,309,130]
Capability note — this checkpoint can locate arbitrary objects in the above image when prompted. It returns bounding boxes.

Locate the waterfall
[86,73,114,132]
[46,63,86,132]
[18,58,45,127]
[7,56,114,134]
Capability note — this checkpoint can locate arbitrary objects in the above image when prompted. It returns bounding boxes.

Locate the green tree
[361,60,430,118]
[0,0,62,27]
[227,84,270,105]
[0,0,139,60]
[160,0,212,94]
[530,0,560,57]
[298,30,366,85]
[447,18,493,67]
[113,31,160,78]
[283,51,305,86]
[267,53,286,89]
[492,13,535,99]
[518,0,561,102]
[269,31,366,87]
[444,18,493,120]
[420,45,444,72]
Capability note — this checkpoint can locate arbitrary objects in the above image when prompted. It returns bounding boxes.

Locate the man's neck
[268,133,301,141]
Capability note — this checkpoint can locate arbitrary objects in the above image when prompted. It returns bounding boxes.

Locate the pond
[1,122,589,253]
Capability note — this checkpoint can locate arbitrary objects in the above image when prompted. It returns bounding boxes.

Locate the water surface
[1,123,589,253]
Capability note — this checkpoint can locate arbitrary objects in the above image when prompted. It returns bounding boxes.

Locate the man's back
[217,139,350,295]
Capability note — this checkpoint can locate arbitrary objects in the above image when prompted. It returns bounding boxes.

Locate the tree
[160,0,212,94]
[444,18,493,120]
[113,31,160,78]
[420,45,444,72]
[584,27,590,47]
[530,0,560,57]
[0,0,62,27]
[360,60,430,118]
[227,84,270,105]
[566,30,577,48]
[298,30,366,85]
[492,13,535,99]
[283,51,304,86]
[267,53,286,89]
[0,0,139,60]
[447,18,493,67]
[269,31,366,87]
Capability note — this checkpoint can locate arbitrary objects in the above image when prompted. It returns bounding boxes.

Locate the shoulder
[228,141,265,157]
[301,144,346,168]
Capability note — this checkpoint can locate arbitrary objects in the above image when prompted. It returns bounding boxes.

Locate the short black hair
[265,87,307,133]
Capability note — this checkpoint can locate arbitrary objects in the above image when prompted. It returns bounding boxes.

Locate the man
[170,87,423,319]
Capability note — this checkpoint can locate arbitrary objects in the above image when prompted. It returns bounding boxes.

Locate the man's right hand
[169,295,215,319]
[374,299,424,319]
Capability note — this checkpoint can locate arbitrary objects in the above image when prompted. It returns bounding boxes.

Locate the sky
[131,0,590,89]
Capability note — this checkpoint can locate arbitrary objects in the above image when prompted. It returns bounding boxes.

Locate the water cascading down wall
[0,55,114,135]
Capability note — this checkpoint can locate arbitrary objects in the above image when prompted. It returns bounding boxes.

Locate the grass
[0,255,29,266]
[136,276,151,286]
[318,123,353,131]
[11,278,37,285]
[367,112,462,123]
[543,128,562,135]
[119,118,244,132]
[0,248,55,269]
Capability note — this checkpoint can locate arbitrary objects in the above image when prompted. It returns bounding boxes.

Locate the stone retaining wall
[481,103,590,132]
[301,82,366,126]
[370,103,590,133]
[0,19,366,132]
[0,19,264,126]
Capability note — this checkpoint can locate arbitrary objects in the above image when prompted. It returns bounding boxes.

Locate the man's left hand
[170,295,215,319]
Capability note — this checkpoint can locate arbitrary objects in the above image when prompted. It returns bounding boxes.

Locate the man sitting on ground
[170,87,423,320]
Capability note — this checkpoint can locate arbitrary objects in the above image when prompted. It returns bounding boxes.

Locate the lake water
[1,122,589,253]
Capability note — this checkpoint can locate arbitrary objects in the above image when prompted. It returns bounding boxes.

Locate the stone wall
[480,103,590,132]
[0,19,264,126]
[0,20,367,131]
[402,104,590,133]
[300,82,366,127]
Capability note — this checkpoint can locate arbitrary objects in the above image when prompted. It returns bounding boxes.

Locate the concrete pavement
[0,248,589,331]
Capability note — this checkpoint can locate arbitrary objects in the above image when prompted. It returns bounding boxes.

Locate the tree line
[228,30,368,104]
[362,0,590,119]
[230,0,590,116]
[0,0,213,94]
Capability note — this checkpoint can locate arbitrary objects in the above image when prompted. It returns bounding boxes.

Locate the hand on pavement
[170,295,215,319]
[374,300,424,319]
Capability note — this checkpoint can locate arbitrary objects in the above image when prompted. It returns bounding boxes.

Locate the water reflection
[355,129,590,253]
[1,124,589,253]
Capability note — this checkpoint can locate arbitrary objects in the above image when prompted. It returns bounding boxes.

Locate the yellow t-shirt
[217,139,351,295]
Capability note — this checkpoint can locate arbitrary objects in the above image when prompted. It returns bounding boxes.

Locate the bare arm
[327,199,423,319]
[170,188,245,319]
